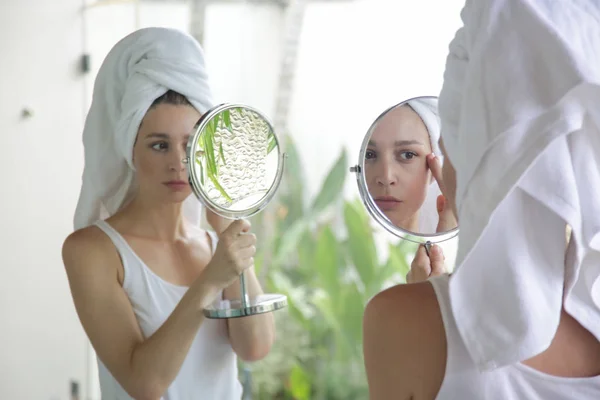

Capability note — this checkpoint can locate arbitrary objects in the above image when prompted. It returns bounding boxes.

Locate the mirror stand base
[203,293,288,319]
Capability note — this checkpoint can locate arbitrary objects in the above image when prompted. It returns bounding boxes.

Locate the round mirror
[350,96,458,250]
[184,103,287,319]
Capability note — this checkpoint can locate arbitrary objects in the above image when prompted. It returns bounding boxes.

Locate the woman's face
[365,105,433,231]
[132,103,201,204]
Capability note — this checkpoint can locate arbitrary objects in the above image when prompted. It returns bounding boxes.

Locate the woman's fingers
[428,244,446,277]
[407,245,431,283]
[427,153,446,194]
[436,194,458,232]
[407,244,446,283]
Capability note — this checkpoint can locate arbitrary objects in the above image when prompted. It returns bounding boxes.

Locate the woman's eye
[365,150,376,160]
[398,151,418,161]
[151,142,169,151]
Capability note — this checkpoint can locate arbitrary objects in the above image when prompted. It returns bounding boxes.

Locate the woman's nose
[168,149,186,172]
[376,161,396,186]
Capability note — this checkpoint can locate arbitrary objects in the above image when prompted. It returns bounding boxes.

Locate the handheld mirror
[184,103,287,319]
[350,96,458,253]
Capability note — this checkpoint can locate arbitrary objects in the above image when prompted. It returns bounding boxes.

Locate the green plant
[244,134,418,399]
[195,108,277,202]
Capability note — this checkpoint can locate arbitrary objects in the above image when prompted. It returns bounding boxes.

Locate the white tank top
[429,274,600,399]
[94,220,242,400]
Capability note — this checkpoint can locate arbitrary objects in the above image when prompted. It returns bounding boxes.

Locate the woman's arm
[363,282,447,400]
[223,268,275,362]
[62,228,221,400]
[205,209,275,361]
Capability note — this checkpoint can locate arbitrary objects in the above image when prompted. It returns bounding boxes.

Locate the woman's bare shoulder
[363,281,447,399]
[63,225,108,256]
[62,224,120,279]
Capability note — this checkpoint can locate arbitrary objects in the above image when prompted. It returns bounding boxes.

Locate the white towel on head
[438,0,600,371]
[407,97,443,234]
[74,27,215,230]
[406,97,441,157]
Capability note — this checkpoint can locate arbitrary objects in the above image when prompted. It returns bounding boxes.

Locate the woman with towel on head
[364,97,457,236]
[365,97,455,283]
[62,27,274,400]
[363,0,600,399]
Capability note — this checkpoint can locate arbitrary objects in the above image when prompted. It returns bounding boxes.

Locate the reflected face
[132,104,201,203]
[365,105,433,231]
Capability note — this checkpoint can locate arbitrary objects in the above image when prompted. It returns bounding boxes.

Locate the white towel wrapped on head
[439,0,600,371]
[406,97,443,234]
[74,27,215,230]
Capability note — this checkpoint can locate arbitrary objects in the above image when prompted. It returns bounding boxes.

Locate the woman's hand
[426,153,458,232]
[406,243,446,283]
[201,219,256,291]
[404,153,456,283]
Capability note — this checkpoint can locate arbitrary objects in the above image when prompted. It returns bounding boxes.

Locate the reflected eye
[151,141,169,151]
[397,151,418,161]
[365,149,377,160]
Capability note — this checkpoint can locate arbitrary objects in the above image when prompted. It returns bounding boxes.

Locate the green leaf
[195,158,205,185]
[386,242,411,279]
[312,292,346,346]
[267,131,277,154]
[267,271,311,329]
[207,168,232,202]
[288,364,311,400]
[273,219,308,266]
[339,282,366,354]
[344,201,377,291]
[278,135,305,226]
[369,242,411,293]
[314,226,340,296]
[203,125,218,176]
[219,142,226,164]
[310,148,347,215]
[296,229,316,277]
[223,109,232,131]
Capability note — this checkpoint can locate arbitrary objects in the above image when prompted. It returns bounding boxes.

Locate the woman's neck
[116,195,188,241]
[397,213,419,233]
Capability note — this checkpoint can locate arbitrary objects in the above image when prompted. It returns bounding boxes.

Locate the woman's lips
[164,180,189,191]
[374,196,401,211]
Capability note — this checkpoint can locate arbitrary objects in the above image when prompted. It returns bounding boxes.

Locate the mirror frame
[350,95,459,244]
[185,103,286,220]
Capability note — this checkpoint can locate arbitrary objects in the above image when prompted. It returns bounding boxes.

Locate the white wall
[0,0,88,399]
[204,3,284,114]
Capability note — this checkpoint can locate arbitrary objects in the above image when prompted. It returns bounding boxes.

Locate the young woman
[63,28,274,400]
[364,98,456,235]
[363,0,600,398]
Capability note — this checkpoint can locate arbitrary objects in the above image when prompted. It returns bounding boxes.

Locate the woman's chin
[387,213,418,232]
[164,189,193,203]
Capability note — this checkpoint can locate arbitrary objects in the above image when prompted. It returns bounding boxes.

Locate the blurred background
[0,0,464,398]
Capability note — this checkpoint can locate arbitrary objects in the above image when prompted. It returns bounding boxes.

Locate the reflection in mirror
[185,103,287,319]
[351,96,458,243]
[191,106,280,215]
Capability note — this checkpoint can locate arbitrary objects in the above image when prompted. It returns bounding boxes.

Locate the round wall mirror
[350,96,458,252]
[184,103,287,319]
